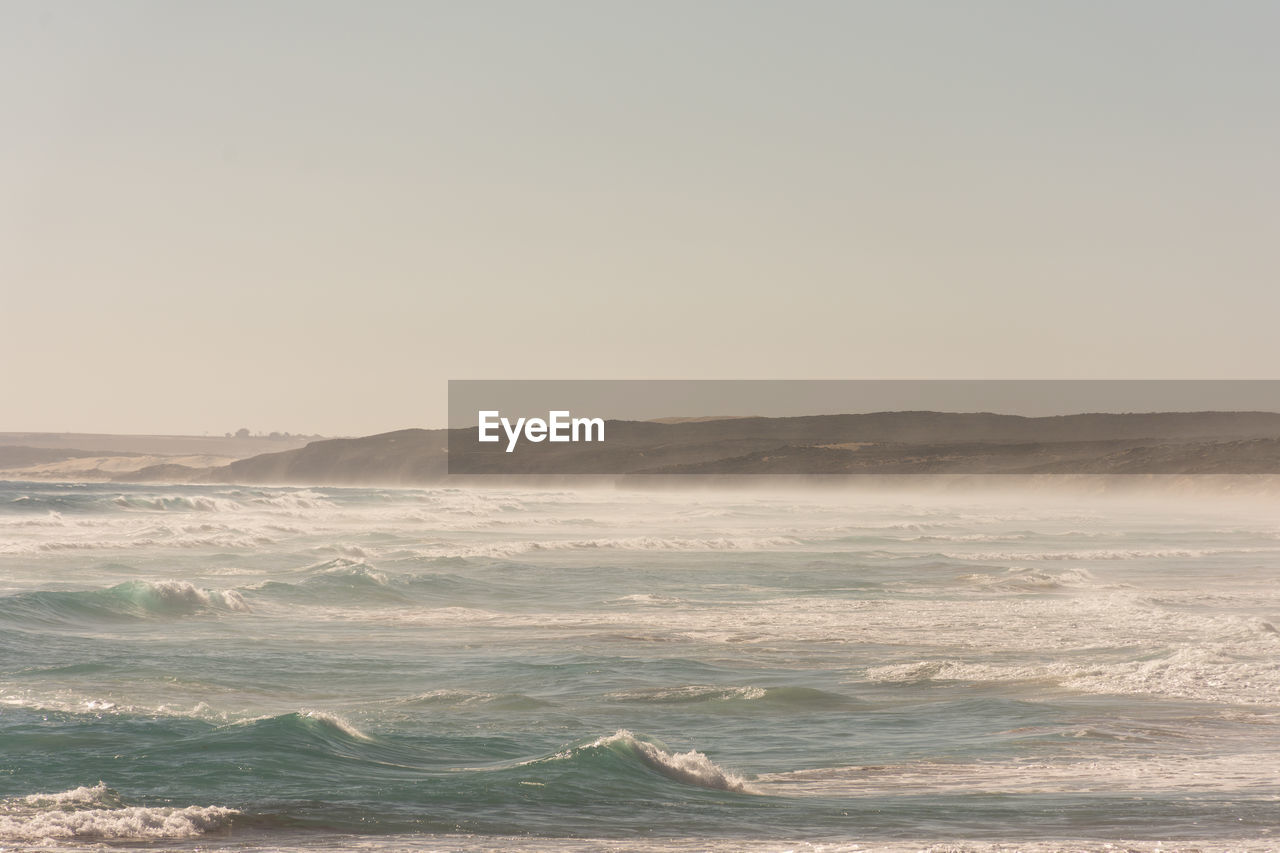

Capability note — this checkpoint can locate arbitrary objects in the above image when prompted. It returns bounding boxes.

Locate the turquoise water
[2,482,1279,850]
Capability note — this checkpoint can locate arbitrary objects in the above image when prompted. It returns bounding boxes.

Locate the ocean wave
[910,533,1031,542]
[260,560,393,590]
[435,536,799,559]
[2,494,105,514]
[604,685,857,709]
[244,560,504,607]
[1,488,342,520]
[0,783,237,842]
[11,782,124,810]
[113,494,244,513]
[0,579,250,625]
[523,730,757,794]
[0,692,233,722]
[172,709,425,773]
[942,547,1270,562]
[390,690,554,710]
[298,709,371,740]
[212,709,373,743]
[310,542,372,559]
[234,488,338,511]
[439,515,606,531]
[0,804,237,841]
[757,753,1280,796]
[606,685,768,703]
[264,585,1276,662]
[0,534,276,554]
[957,566,1104,591]
[863,628,1280,705]
[607,593,686,606]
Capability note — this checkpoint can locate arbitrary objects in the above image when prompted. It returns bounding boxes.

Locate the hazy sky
[3,1,1277,435]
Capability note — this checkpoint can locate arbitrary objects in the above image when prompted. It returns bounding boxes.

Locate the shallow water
[2,481,1278,850]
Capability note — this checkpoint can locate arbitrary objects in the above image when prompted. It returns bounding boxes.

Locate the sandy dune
[0,454,239,481]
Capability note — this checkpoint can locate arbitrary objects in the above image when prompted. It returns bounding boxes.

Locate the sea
[1,480,1278,851]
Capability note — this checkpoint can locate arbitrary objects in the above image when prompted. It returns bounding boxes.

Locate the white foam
[912,533,1030,542]
[605,685,767,702]
[957,566,1105,590]
[0,690,236,723]
[944,547,1270,561]
[0,784,236,842]
[113,494,245,513]
[608,593,685,605]
[14,782,120,810]
[0,531,276,553]
[758,752,1280,796]
[312,543,371,558]
[864,635,1280,706]
[0,804,237,841]
[140,579,251,612]
[302,710,371,740]
[425,535,799,559]
[634,739,756,793]
[591,730,758,793]
[397,689,501,705]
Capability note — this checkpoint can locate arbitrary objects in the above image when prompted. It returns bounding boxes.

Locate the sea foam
[0,784,237,842]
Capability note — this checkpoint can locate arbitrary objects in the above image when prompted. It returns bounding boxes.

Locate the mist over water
[2,481,1279,851]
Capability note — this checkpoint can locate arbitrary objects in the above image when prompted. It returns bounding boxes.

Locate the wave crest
[607,730,757,793]
[530,730,758,794]
[0,580,249,626]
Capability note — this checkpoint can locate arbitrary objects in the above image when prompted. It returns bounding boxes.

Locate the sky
[3,1,1277,435]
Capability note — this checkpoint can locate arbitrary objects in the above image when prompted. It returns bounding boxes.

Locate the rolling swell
[2,713,761,841]
[221,726,763,837]
[178,719,758,798]
[4,703,753,797]
[0,562,508,629]
[0,580,249,627]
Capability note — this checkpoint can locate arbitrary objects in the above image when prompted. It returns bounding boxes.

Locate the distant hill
[206,429,448,485]
[0,446,140,469]
[0,432,312,482]
[109,411,1280,485]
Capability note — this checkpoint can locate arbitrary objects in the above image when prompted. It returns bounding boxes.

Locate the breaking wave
[0,783,237,842]
[522,730,758,794]
[0,580,250,625]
